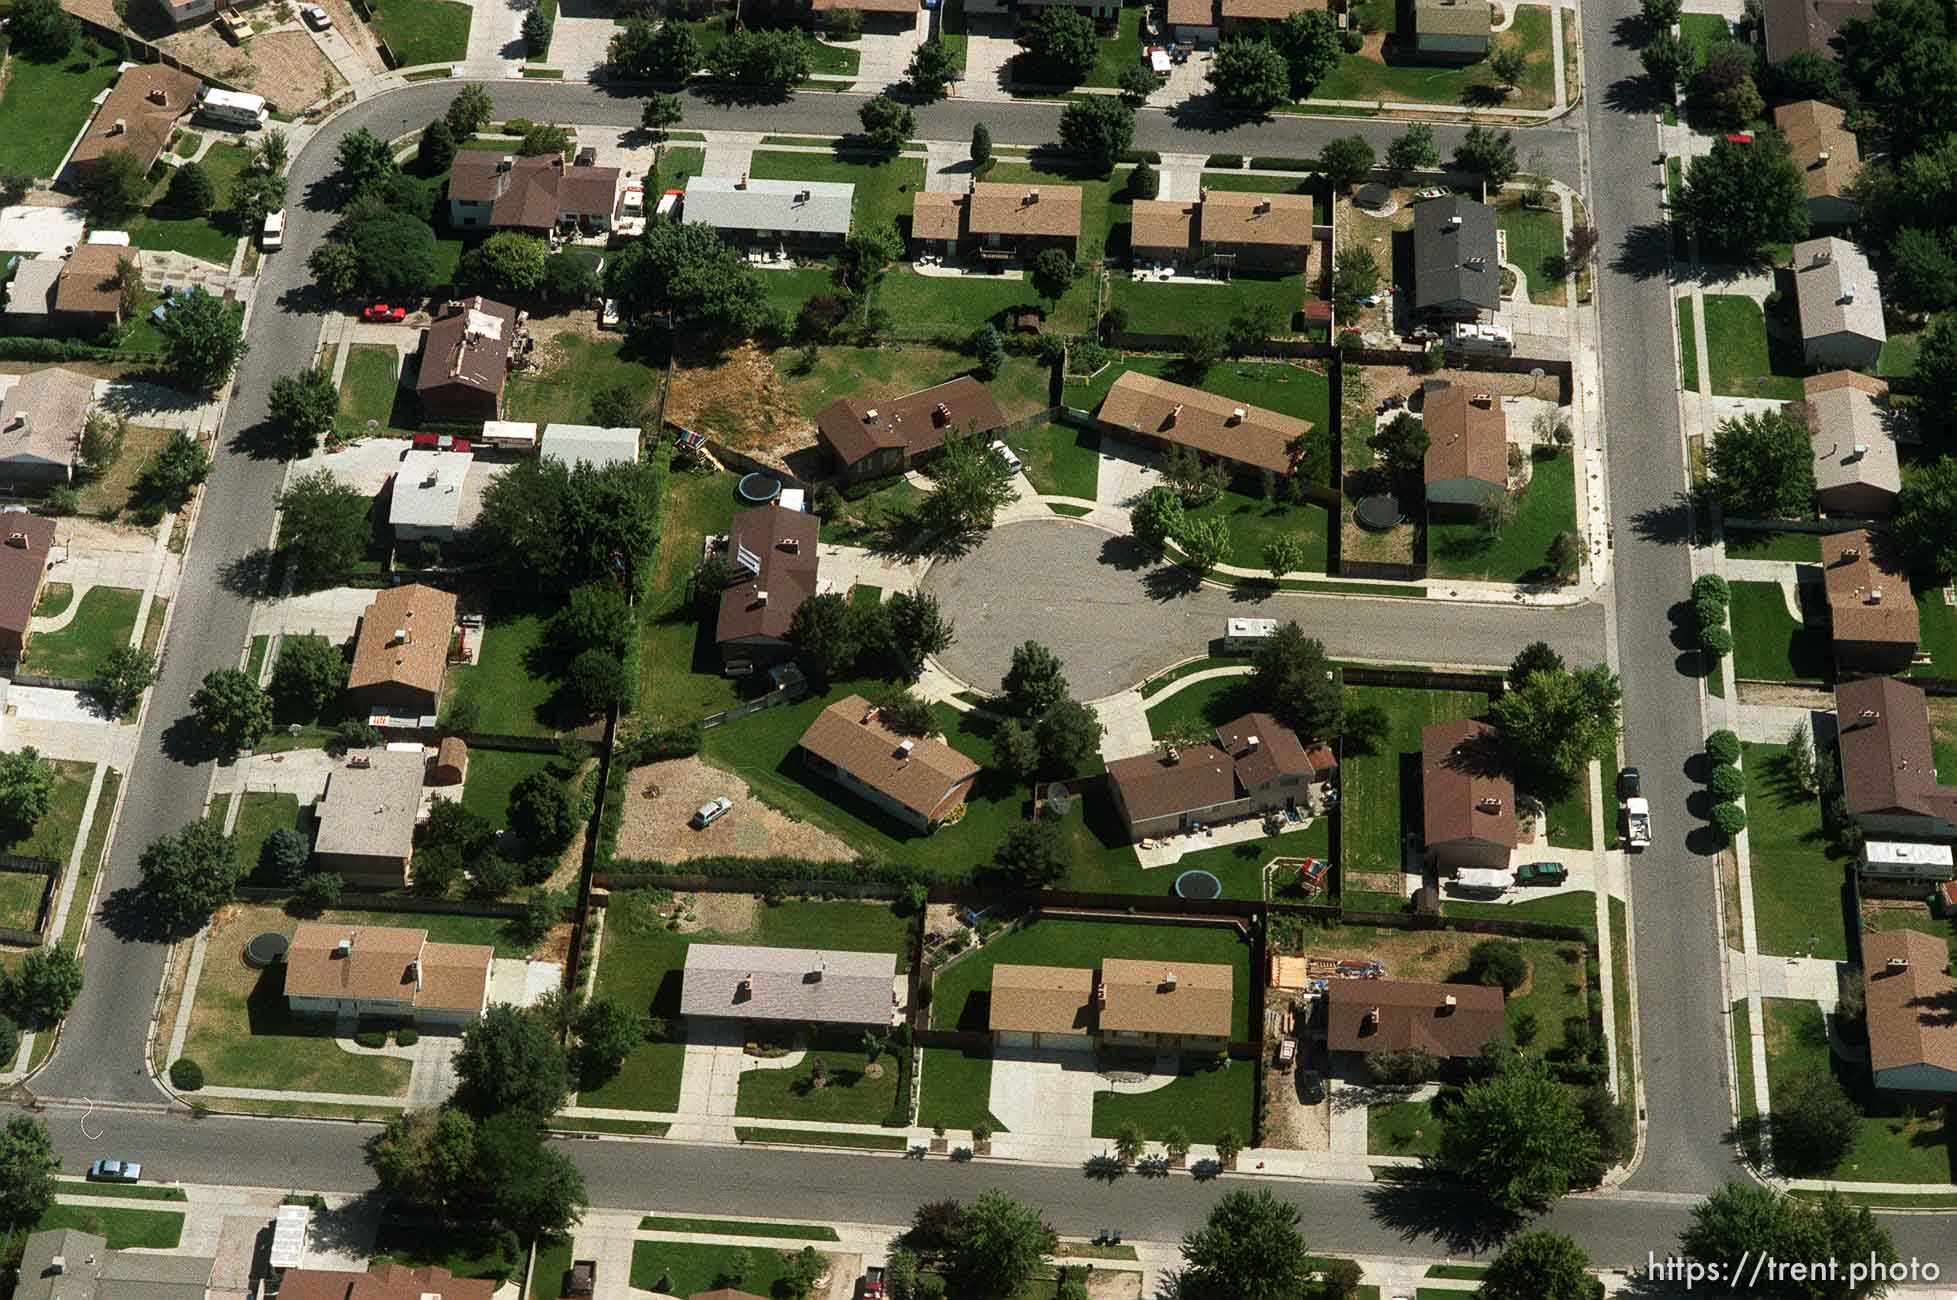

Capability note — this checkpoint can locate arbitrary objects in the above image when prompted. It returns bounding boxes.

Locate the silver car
[691,796,733,829]
[301,5,331,28]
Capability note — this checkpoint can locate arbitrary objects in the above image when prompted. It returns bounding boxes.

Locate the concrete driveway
[986,1048,1101,1138]
[846,13,928,88]
[550,0,620,80]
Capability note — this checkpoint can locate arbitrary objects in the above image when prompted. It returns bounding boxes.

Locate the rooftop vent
[736,974,753,1002]
[1869,588,1884,604]
[738,173,749,189]
[1026,188,1040,203]
[1254,199,1272,215]
[1246,735,1260,750]
[1167,402,1183,426]
[1477,796,1504,814]
[1472,392,1494,407]
[1860,708,1880,721]
[864,408,879,422]
[498,156,514,172]
[754,589,768,605]
[1817,149,1832,163]
[1887,956,1910,970]
[335,937,352,956]
[794,189,811,203]
[49,1257,65,1275]
[1229,406,1246,423]
[1852,442,1869,459]
[896,738,916,758]
[779,537,799,553]
[1165,745,1181,764]
[1442,993,1458,1012]
[391,627,410,646]
[1364,1006,1380,1028]
[1841,290,1856,304]
[1163,970,1178,990]
[109,118,127,136]
[3,532,25,549]
[1447,214,1463,228]
[147,88,167,105]
[810,960,825,982]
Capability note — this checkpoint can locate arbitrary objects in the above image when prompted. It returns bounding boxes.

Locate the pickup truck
[1624,796,1652,850]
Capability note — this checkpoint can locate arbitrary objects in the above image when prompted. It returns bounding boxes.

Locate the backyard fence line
[561,702,621,1008]
[1724,516,1882,535]
[0,925,42,947]
[0,854,59,876]
[8,673,96,692]
[232,887,534,920]
[1340,664,1507,695]
[594,874,906,901]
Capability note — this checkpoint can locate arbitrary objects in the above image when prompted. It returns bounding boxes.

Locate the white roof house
[480,419,538,449]
[389,449,472,539]
[683,175,855,240]
[680,943,897,1027]
[1793,237,1886,369]
[269,1204,310,1271]
[540,423,639,470]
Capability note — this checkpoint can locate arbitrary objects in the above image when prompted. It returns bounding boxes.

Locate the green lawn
[734,1031,901,1124]
[460,748,566,833]
[0,759,92,865]
[874,266,1096,336]
[1679,13,1731,64]
[1370,1098,1442,1155]
[1732,999,1756,1125]
[1742,743,1849,961]
[630,1242,821,1298]
[1496,196,1566,307]
[640,1217,838,1241]
[1002,417,1099,500]
[1108,274,1309,338]
[1917,588,1957,681]
[503,332,663,428]
[25,586,142,679]
[1762,998,1952,1182]
[929,915,1251,1040]
[1727,529,1821,563]
[335,344,405,436]
[746,150,923,239]
[1312,5,1557,109]
[1092,1054,1255,1142]
[1545,780,1593,851]
[758,267,839,320]
[638,469,742,728]
[374,1218,521,1282]
[180,952,414,1096]
[1342,684,1490,874]
[124,145,253,264]
[0,47,122,180]
[370,0,474,66]
[532,1240,574,1300]
[441,607,558,735]
[0,868,44,929]
[1142,672,1259,741]
[915,1046,1007,1132]
[1877,329,1921,379]
[1440,889,1600,930]
[1180,483,1332,575]
[1083,5,1145,86]
[233,792,301,881]
[1703,294,1806,401]
[30,1204,184,1249]
[1729,581,1828,681]
[820,476,926,549]
[1427,450,1578,583]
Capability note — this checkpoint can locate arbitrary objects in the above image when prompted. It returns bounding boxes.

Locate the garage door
[1035,1031,1095,1054]
[996,1030,1035,1049]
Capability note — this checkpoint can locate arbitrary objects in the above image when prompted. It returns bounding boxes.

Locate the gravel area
[617,756,854,863]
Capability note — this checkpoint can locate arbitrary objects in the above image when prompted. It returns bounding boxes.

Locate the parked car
[88,1159,141,1183]
[859,1267,886,1299]
[990,440,1024,474]
[215,12,254,42]
[362,302,408,322]
[691,796,733,829]
[300,5,331,28]
[1298,1070,1325,1103]
[1516,861,1568,887]
[260,210,284,252]
[1618,766,1641,799]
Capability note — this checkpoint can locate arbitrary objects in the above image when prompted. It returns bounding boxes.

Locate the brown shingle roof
[417,297,517,399]
[0,368,93,470]
[1860,929,1957,1078]
[1199,188,1315,250]
[1130,199,1196,254]
[1325,977,1507,1057]
[69,64,200,175]
[348,584,456,700]
[716,504,819,645]
[277,1262,497,1300]
[814,376,1007,468]
[811,0,919,12]
[1822,530,1917,649]
[989,964,1096,1035]
[284,923,491,1013]
[1762,0,1872,64]
[1106,743,1240,823]
[1774,100,1860,202]
[911,191,965,242]
[451,154,621,229]
[1422,381,1508,488]
[1167,0,1216,23]
[1420,718,1518,850]
[798,694,981,823]
[1221,0,1326,16]
[1097,370,1307,476]
[53,244,135,317]
[967,181,1084,239]
[1214,712,1317,789]
[0,512,56,644]
[1835,676,1957,820]
[448,152,509,203]
[1099,958,1234,1038]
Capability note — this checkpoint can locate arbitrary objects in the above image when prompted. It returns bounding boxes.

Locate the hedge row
[0,336,157,363]
[1249,155,1322,172]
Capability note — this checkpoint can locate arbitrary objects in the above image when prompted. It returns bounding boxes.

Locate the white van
[198,87,269,131]
[260,210,284,251]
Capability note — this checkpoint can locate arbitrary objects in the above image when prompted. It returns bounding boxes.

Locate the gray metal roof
[540,423,640,470]
[1414,0,1493,36]
[1793,236,1886,346]
[389,449,472,530]
[681,943,896,1026]
[1413,196,1500,313]
[683,176,855,238]
[16,1229,216,1300]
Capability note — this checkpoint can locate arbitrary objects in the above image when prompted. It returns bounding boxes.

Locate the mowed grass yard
[24,586,142,679]
[0,46,122,180]
[1001,417,1099,500]
[1341,685,1490,874]
[460,748,569,835]
[1427,450,1578,583]
[734,1030,900,1124]
[1108,274,1311,339]
[441,607,558,736]
[637,469,742,728]
[1763,998,1953,1182]
[124,145,253,264]
[0,867,46,929]
[1742,742,1850,961]
[1312,4,1557,109]
[1702,294,1806,401]
[232,792,302,881]
[1496,195,1566,306]
[746,150,923,238]
[1730,581,1829,681]
[0,759,92,865]
[631,1241,823,1298]
[335,344,405,437]
[1092,1053,1255,1143]
[370,0,474,66]
[874,267,1096,336]
[504,333,663,429]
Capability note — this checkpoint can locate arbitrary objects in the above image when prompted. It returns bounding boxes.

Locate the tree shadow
[226,416,297,462]
[1163,90,1252,133]
[99,884,180,942]
[1228,580,1278,604]
[1609,222,1676,283]
[1081,1153,1128,1182]
[1142,563,1204,602]
[159,712,227,767]
[1628,495,1695,545]
[1097,534,1154,573]
[1360,1169,1526,1253]
[1602,71,1667,116]
[219,548,280,599]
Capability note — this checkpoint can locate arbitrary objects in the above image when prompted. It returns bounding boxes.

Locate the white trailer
[1625,797,1652,849]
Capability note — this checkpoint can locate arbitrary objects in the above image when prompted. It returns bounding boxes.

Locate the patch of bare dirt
[1084,1269,1143,1300]
[618,755,855,865]
[64,0,331,113]
[1261,1064,1330,1151]
[685,890,759,935]
[55,516,158,555]
[242,32,338,111]
[665,342,812,455]
[1737,682,1836,710]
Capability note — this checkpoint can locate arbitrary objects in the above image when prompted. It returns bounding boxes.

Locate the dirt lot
[65,0,336,112]
[1357,363,1566,409]
[665,342,814,457]
[1263,1062,1331,1151]
[617,755,854,863]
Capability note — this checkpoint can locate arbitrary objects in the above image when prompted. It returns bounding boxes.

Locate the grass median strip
[55,1179,188,1202]
[639,1217,839,1241]
[732,1127,908,1151]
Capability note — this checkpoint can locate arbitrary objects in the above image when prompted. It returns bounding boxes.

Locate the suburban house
[2,257,63,331]
[910,182,1084,263]
[1411,0,1492,59]
[415,297,519,423]
[0,367,95,487]
[1792,236,1886,369]
[1167,0,1222,41]
[15,1228,217,1300]
[1860,930,1957,1093]
[796,694,982,832]
[1095,370,1307,478]
[1773,101,1861,225]
[277,1263,495,1300]
[1097,958,1234,1053]
[1130,199,1200,266]
[1835,675,1957,842]
[814,375,1008,482]
[1420,718,1518,869]
[1761,0,1872,64]
[716,502,820,673]
[679,943,898,1029]
[1803,372,1898,517]
[540,423,639,470]
[1325,978,1508,1062]
[51,244,140,335]
[283,922,493,1028]
[1105,712,1333,841]
[1413,196,1500,318]
[683,175,855,250]
[808,0,921,30]
[149,0,219,29]
[389,449,480,544]
[1130,191,1315,275]
[1821,530,1918,673]
[447,153,622,234]
[312,749,426,887]
[1421,381,1508,514]
[347,583,458,722]
[66,64,201,186]
[0,511,58,665]
[989,964,1097,1051]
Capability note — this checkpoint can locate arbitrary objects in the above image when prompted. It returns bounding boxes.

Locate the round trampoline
[1354,493,1406,531]
[244,932,289,968]
[1174,869,1222,900]
[737,472,782,504]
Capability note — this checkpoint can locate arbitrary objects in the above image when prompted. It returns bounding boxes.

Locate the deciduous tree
[11,943,82,1026]
[267,367,339,457]
[1175,514,1231,576]
[1320,135,1376,190]
[1491,663,1622,793]
[906,38,962,99]
[604,219,772,340]
[94,646,158,720]
[1003,641,1069,718]
[1453,126,1520,187]
[277,471,372,585]
[1023,4,1098,81]
[1704,408,1816,518]
[1207,38,1291,113]
[191,669,273,756]
[1274,8,1342,98]
[0,1115,58,1230]
[138,818,243,933]
[1679,133,1810,257]
[270,635,348,719]
[1681,1184,1896,1300]
[919,433,1017,537]
[1180,1189,1312,1300]
[1056,96,1134,171]
[858,94,916,151]
[1479,1230,1603,1300]
[1439,1056,1599,1211]
[447,84,495,137]
[159,290,248,392]
[947,1191,1055,1300]
[167,161,216,215]
[1385,123,1440,182]
[509,772,578,853]
[454,1005,571,1119]
[1250,621,1343,736]
[1369,410,1428,474]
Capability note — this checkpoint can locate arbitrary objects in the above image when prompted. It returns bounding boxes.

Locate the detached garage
[988,964,1096,1053]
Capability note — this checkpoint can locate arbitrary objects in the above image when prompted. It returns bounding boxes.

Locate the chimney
[795,189,811,203]
[1163,970,1178,990]
[1817,148,1832,163]
[407,959,420,986]
[498,155,514,172]
[1843,546,1860,560]
[1851,443,1868,459]
[4,532,24,549]
[1247,735,1260,751]
[1447,214,1463,228]
[1814,248,1832,265]
[1860,708,1879,721]
[49,1258,65,1275]
[1228,407,1246,424]
[1165,745,1180,764]
[754,589,768,605]
[1364,1006,1380,1029]
[147,88,167,105]
[736,974,753,1002]
[392,627,410,646]
[933,402,951,425]
[1167,403,1182,426]
[1472,392,1493,407]
[1442,993,1458,1013]
[1095,982,1107,1004]
[896,738,916,758]
[1841,290,1856,304]
[1887,956,1910,970]
[864,408,879,422]
[779,537,799,553]
[1869,588,1884,604]
[335,937,351,957]
[110,118,127,136]
[1254,199,1272,215]
[811,960,825,982]
[1477,796,1504,813]
[1026,188,1040,204]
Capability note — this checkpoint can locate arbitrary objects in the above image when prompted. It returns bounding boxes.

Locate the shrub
[354,1028,388,1049]
[1466,939,1528,993]
[169,1058,204,1091]
[1207,153,1243,168]
[396,1027,419,1046]
[1711,801,1748,839]
[1705,728,1741,766]
[1340,28,1363,50]
[1691,573,1730,605]
[1706,763,1745,802]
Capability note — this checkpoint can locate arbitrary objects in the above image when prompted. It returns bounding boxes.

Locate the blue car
[88,1158,142,1183]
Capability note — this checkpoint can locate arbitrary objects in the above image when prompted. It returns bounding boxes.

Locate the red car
[362,302,408,322]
